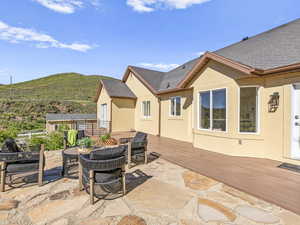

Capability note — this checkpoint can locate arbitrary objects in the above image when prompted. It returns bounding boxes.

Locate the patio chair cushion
[131,148,145,155]
[90,146,125,160]
[94,169,121,183]
[6,161,39,173]
[82,167,121,183]
[131,132,147,149]
[132,132,147,143]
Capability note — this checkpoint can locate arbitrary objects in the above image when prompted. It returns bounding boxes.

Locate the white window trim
[197,87,228,133]
[141,100,151,118]
[238,86,261,134]
[169,96,182,117]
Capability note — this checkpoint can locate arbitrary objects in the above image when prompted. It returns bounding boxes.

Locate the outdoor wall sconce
[268,92,280,112]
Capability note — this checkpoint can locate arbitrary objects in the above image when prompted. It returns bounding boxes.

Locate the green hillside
[0,73,116,132]
[0,72,115,101]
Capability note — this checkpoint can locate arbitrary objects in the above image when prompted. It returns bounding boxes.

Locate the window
[142,101,151,118]
[239,87,259,133]
[170,96,181,116]
[199,88,227,131]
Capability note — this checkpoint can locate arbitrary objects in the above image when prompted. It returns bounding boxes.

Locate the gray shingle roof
[130,66,165,91]
[46,114,97,121]
[214,18,300,70]
[102,79,136,98]
[158,58,200,91]
[129,18,300,93]
[130,58,200,92]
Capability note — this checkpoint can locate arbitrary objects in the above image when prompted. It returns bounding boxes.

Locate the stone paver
[117,215,147,225]
[101,199,131,217]
[0,150,298,225]
[126,178,193,212]
[182,171,218,191]
[235,205,280,224]
[277,210,300,225]
[77,217,114,225]
[0,199,19,211]
[197,198,236,222]
[27,195,87,224]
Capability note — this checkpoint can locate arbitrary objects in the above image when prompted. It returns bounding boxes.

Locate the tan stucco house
[95,18,300,165]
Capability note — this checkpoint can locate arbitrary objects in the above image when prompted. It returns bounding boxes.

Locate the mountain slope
[0,73,117,132]
[0,73,115,101]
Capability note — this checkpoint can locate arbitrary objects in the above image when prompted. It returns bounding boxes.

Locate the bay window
[239,87,259,133]
[199,88,227,131]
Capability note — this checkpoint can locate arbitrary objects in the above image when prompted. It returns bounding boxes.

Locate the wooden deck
[143,135,300,215]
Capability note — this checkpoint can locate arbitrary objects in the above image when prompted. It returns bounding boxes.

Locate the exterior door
[100,104,108,128]
[291,84,300,159]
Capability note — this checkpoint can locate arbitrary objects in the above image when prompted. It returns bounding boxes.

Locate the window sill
[168,116,184,120]
[141,118,152,121]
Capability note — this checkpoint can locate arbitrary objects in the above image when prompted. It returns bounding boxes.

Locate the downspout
[158,97,161,136]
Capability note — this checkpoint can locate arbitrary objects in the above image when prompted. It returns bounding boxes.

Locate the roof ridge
[166,57,201,73]
[130,65,166,74]
[214,18,300,54]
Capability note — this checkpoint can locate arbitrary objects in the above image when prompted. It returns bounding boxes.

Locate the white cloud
[33,0,83,14]
[32,0,101,13]
[195,51,205,56]
[127,0,210,12]
[139,63,179,71]
[0,21,94,52]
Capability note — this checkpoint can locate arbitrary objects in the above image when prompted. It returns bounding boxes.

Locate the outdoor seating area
[0,131,148,205]
[1,133,300,224]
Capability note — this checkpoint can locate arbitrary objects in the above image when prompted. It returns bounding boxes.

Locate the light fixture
[268,92,280,112]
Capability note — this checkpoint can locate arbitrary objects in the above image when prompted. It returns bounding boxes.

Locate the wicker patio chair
[0,144,45,192]
[78,145,126,204]
[119,132,148,169]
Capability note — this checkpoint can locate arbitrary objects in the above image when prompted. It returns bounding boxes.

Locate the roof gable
[94,79,136,102]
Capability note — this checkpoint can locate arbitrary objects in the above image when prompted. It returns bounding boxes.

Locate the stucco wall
[125,72,160,135]
[159,90,193,142]
[111,98,135,132]
[188,60,300,165]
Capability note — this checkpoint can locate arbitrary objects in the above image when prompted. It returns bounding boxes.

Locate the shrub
[0,128,18,144]
[28,131,64,151]
[100,133,111,142]
[77,137,92,148]
[47,132,64,150]
[58,124,70,132]
[29,136,48,151]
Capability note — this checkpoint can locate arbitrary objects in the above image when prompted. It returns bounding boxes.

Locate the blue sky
[0,0,299,84]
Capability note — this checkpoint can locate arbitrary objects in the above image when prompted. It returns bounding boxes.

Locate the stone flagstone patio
[0,150,300,225]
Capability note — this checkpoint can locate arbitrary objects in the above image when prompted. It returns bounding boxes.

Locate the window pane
[176,97,181,116]
[200,91,210,129]
[212,89,226,131]
[240,87,257,132]
[171,98,175,115]
[147,101,150,116]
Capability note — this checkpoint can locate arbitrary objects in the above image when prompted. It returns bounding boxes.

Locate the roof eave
[93,80,104,102]
[157,87,193,95]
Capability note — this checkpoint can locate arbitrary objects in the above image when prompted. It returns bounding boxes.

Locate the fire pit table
[61,147,91,178]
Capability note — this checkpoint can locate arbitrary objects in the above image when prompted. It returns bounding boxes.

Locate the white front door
[291,84,300,159]
[100,104,108,128]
